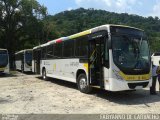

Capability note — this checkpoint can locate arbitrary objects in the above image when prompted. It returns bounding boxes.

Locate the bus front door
[89,37,104,88]
[35,50,41,74]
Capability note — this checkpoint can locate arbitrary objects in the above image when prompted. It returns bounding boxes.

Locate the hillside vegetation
[0,0,160,67]
[45,8,160,52]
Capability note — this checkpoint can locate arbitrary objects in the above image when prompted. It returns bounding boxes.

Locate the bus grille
[128,82,149,89]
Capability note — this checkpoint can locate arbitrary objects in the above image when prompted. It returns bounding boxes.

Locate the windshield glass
[0,51,8,67]
[25,52,32,66]
[112,35,150,74]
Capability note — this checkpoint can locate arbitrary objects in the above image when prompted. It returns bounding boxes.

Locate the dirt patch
[0,71,160,114]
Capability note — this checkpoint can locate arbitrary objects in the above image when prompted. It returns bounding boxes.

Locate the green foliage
[47,8,160,52]
[0,0,47,52]
[0,0,47,68]
[1,2,160,66]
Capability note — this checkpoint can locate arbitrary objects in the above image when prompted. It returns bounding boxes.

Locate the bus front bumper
[105,78,152,91]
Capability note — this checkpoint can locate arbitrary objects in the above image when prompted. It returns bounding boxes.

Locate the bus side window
[75,36,88,58]
[41,47,46,60]
[46,45,54,59]
[54,43,62,58]
[63,40,74,58]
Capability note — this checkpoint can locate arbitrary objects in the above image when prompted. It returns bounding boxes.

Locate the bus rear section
[0,49,9,74]
[15,49,33,72]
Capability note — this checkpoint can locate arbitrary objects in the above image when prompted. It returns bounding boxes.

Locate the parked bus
[38,24,151,93]
[15,49,32,72]
[0,49,9,74]
[32,46,41,74]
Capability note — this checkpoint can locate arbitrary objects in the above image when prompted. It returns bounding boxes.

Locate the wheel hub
[79,78,86,89]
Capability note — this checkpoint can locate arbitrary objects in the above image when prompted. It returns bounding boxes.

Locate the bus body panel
[15,60,22,70]
[32,60,34,73]
[3,64,10,73]
[24,63,32,72]
[41,59,88,83]
[0,64,9,74]
[107,78,152,91]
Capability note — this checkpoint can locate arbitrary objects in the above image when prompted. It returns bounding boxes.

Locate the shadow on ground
[37,77,160,106]
[16,70,34,75]
[0,97,11,104]
[0,72,17,78]
[93,89,160,106]
[37,77,77,90]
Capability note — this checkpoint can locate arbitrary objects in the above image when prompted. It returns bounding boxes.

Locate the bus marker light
[56,39,62,43]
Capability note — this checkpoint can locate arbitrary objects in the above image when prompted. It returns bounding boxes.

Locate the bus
[32,45,41,74]
[15,49,32,72]
[39,24,151,93]
[0,49,9,74]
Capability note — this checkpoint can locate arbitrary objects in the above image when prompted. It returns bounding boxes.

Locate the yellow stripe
[84,63,88,73]
[119,71,151,81]
[69,30,91,39]
[0,67,5,71]
[53,64,56,71]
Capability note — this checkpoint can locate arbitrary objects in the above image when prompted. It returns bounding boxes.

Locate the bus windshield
[25,52,32,66]
[112,35,150,74]
[0,51,8,67]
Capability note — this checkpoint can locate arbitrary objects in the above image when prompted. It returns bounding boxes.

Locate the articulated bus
[15,49,32,72]
[0,49,9,74]
[37,24,151,93]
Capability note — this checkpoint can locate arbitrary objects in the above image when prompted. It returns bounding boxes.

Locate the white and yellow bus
[0,49,9,74]
[15,49,33,72]
[37,24,151,93]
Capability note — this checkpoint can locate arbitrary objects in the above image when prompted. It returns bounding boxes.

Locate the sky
[37,0,160,17]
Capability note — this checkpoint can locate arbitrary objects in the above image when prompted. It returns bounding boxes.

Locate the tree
[47,8,160,52]
[0,0,47,68]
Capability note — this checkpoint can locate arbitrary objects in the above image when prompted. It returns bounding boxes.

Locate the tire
[77,74,92,94]
[42,68,48,80]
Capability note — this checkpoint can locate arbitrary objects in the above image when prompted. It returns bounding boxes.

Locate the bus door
[89,36,105,88]
[21,53,24,72]
[35,49,41,74]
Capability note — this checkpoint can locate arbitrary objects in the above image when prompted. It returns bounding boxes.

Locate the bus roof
[43,24,144,46]
[15,49,32,55]
[109,24,143,31]
[33,45,41,50]
[40,43,48,47]
[0,48,8,51]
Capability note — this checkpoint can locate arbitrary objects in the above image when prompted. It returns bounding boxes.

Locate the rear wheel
[77,74,92,94]
[42,68,48,80]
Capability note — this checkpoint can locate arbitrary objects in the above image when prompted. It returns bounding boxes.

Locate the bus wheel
[77,74,92,94]
[42,68,48,80]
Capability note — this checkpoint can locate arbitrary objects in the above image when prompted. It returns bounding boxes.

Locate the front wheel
[77,74,92,94]
[42,68,48,81]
